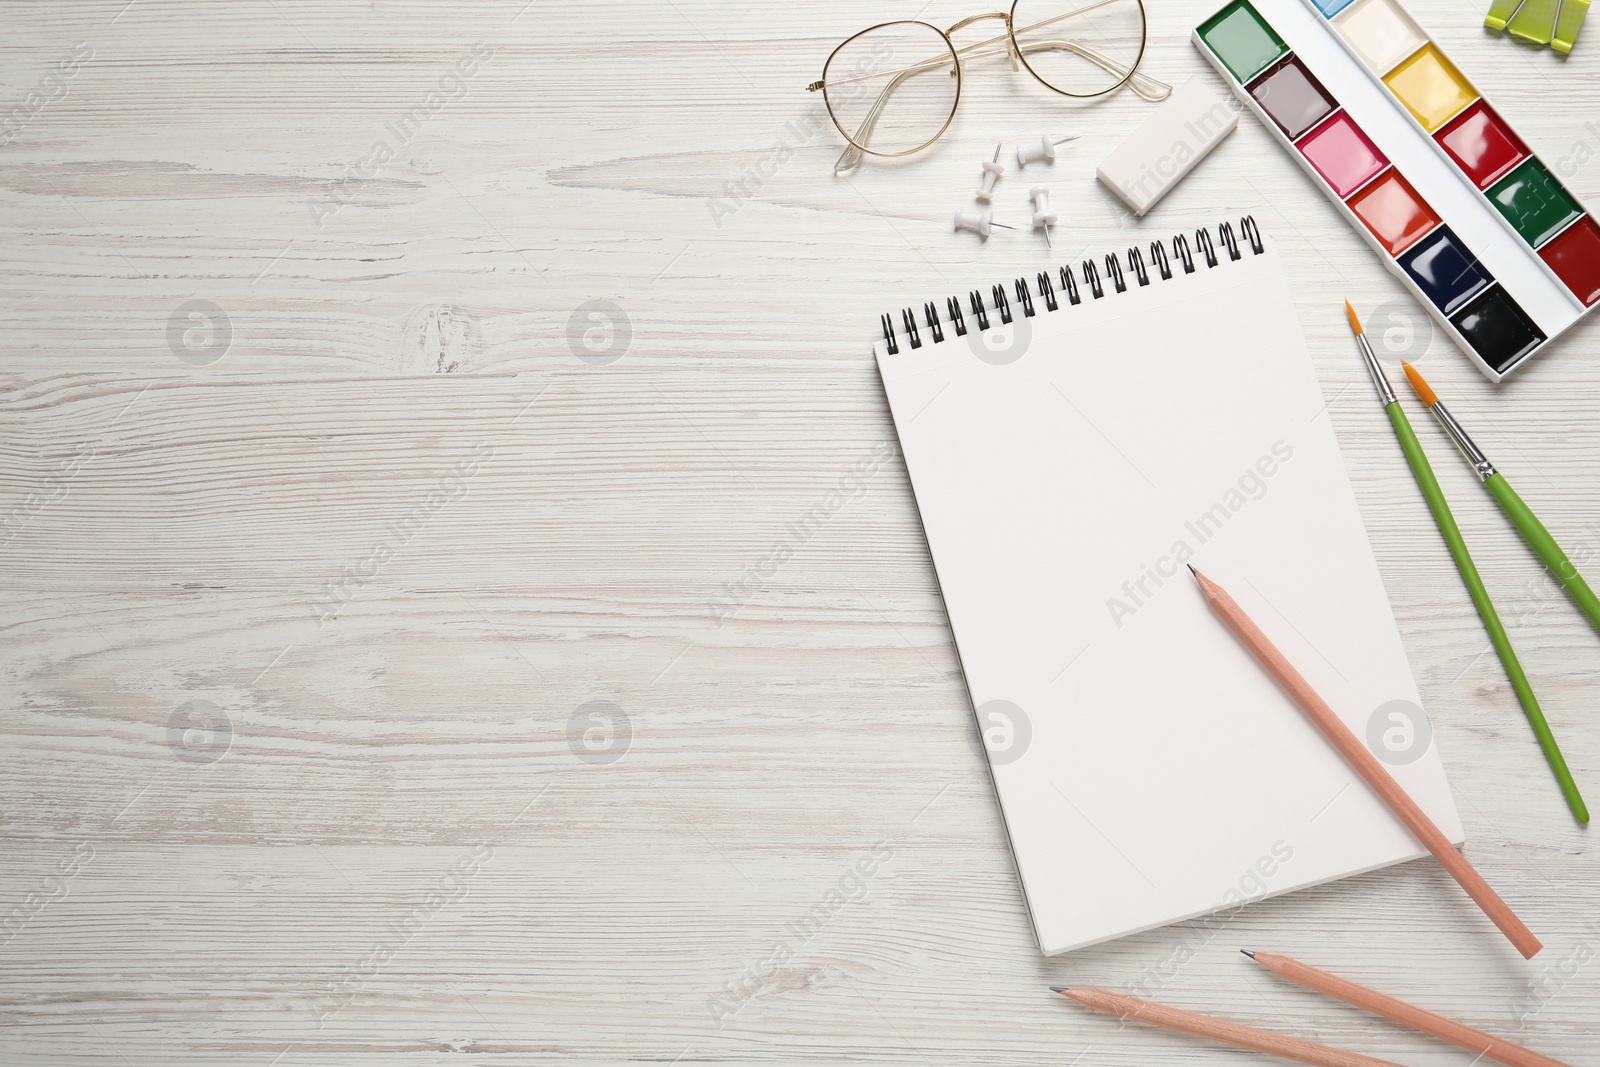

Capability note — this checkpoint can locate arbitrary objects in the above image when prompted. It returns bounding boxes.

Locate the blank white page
[875,232,1463,956]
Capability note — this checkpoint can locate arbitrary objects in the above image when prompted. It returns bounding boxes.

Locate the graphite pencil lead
[1049,986,1069,994]
[1240,949,1256,958]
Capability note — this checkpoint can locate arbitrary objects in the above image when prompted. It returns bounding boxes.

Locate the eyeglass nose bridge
[946,11,1011,32]
[945,12,1022,72]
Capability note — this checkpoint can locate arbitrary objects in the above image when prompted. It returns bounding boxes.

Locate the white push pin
[1016,133,1079,168]
[975,144,1005,203]
[1029,185,1057,249]
[953,206,1015,240]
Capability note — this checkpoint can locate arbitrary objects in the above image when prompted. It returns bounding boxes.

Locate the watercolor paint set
[1194,0,1600,380]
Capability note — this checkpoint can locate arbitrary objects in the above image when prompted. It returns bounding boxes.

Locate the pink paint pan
[1297,111,1388,197]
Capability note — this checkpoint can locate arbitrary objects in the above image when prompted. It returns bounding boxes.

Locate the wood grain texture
[1062,988,1411,1067]
[2,1,1597,1065]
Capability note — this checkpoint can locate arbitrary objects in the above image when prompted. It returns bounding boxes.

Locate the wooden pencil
[1188,566,1543,959]
[1053,987,1406,1067]
[1244,951,1572,1067]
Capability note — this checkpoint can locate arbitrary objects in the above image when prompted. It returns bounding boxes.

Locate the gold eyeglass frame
[808,1,1169,173]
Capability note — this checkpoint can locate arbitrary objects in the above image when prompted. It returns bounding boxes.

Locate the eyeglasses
[808,1,1170,174]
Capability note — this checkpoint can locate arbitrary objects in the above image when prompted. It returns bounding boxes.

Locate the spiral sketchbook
[875,218,1464,956]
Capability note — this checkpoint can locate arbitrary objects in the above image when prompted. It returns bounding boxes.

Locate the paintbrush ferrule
[1352,331,1397,406]
[1428,402,1496,480]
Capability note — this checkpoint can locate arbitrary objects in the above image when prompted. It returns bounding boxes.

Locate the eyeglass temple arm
[934,39,1169,99]
[832,63,941,175]
[831,39,1170,175]
[1044,40,1170,100]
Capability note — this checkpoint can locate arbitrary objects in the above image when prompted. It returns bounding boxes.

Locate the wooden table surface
[4,1,1598,1063]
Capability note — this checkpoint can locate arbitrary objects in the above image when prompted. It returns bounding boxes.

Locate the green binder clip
[1553,0,1590,51]
[1486,0,1589,52]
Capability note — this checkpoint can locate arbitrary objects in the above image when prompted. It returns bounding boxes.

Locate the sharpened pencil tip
[1049,986,1069,994]
[1344,300,1363,335]
[1187,563,1197,578]
[1240,949,1255,958]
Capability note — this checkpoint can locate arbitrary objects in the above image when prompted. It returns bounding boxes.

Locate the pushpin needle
[953,207,1017,239]
[1029,185,1058,249]
[976,144,1007,202]
[1017,133,1080,167]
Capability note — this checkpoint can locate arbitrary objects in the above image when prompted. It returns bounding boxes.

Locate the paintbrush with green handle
[1402,360,1600,640]
[1346,303,1586,824]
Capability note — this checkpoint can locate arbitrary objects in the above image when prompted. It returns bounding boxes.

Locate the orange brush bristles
[1344,300,1363,335]
[1401,361,1439,406]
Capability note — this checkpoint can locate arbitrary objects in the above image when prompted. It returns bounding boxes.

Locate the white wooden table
[3,1,1597,1063]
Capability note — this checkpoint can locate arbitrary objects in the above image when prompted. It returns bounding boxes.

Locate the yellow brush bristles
[1401,361,1439,407]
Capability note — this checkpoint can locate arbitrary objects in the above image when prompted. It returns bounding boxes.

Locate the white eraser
[1096,77,1237,217]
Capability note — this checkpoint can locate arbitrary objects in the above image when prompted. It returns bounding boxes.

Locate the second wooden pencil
[1189,565,1542,959]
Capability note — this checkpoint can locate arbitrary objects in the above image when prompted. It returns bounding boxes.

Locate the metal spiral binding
[1082,259,1104,299]
[1037,271,1058,311]
[1104,253,1126,294]
[1059,265,1080,305]
[1174,233,1194,273]
[1128,246,1150,287]
[1014,277,1035,317]
[991,283,1012,324]
[1220,221,1240,262]
[1150,240,1171,280]
[875,217,1264,352]
[946,295,967,336]
[901,307,922,349]
[1242,215,1263,254]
